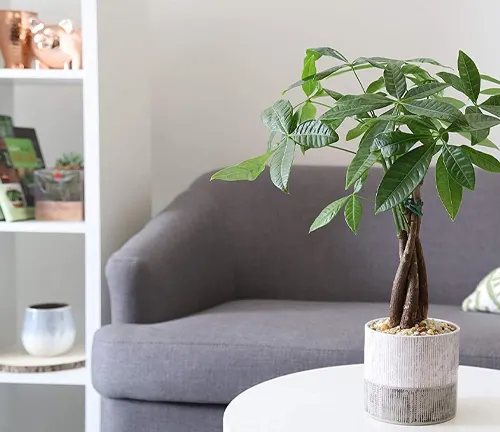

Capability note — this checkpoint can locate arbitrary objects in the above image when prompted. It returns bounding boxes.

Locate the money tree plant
[211,48,500,329]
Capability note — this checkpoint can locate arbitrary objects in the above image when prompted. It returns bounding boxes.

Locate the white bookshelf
[0,69,83,83]
[0,1,151,431]
[0,221,85,233]
[0,367,86,386]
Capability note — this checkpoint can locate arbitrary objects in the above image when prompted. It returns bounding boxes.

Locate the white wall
[150,0,500,213]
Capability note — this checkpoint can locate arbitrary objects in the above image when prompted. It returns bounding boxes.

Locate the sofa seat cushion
[92,299,500,404]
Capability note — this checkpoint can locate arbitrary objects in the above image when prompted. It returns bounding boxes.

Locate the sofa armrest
[106,187,234,324]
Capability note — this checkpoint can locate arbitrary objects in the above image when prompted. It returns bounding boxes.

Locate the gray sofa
[92,166,500,432]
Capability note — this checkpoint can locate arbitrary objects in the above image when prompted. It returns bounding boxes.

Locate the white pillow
[462,268,500,314]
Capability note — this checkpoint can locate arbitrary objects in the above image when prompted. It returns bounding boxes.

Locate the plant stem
[293,101,307,110]
[415,236,429,320]
[398,203,409,231]
[326,145,357,155]
[293,100,334,111]
[310,100,335,109]
[358,196,375,203]
[351,67,367,93]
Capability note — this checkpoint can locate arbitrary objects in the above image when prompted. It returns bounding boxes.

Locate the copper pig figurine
[29,18,82,70]
[0,10,38,68]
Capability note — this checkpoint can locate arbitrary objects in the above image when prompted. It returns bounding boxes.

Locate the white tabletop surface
[223,364,500,431]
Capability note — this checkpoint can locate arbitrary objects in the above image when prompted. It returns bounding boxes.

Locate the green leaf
[320,116,344,130]
[346,152,378,189]
[406,57,450,68]
[458,131,498,148]
[351,57,385,68]
[322,94,393,120]
[353,172,368,193]
[269,140,296,192]
[318,88,343,101]
[437,72,465,93]
[480,88,500,95]
[344,195,363,234]
[291,120,339,148]
[404,82,449,100]
[480,95,500,117]
[384,63,407,99]
[266,131,281,152]
[346,122,369,141]
[353,57,402,69]
[299,102,317,123]
[401,64,435,81]
[434,96,466,109]
[464,106,490,145]
[476,138,499,149]
[301,51,321,97]
[211,151,274,182]
[286,65,347,92]
[436,155,463,221]
[366,76,385,94]
[328,64,374,78]
[402,99,465,124]
[309,196,350,233]
[368,114,437,130]
[464,113,500,131]
[290,111,300,133]
[457,51,481,102]
[345,121,390,188]
[307,47,348,62]
[481,74,500,86]
[461,146,500,173]
[375,144,435,213]
[371,131,422,157]
[441,145,475,190]
[261,100,294,134]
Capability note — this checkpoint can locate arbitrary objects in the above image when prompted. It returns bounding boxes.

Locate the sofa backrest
[193,166,499,306]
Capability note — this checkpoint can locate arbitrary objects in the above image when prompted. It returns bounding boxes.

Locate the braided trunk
[388,185,429,329]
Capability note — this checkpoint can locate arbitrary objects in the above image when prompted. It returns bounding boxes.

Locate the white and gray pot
[364,318,460,425]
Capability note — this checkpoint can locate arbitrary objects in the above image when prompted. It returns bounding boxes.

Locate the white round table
[224,364,500,431]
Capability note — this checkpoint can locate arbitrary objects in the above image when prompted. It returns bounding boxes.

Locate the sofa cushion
[92,299,500,404]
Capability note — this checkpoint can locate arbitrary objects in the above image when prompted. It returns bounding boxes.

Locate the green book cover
[0,116,13,221]
[0,137,39,222]
[0,115,13,139]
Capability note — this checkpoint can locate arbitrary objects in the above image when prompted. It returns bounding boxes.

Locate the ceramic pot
[22,303,76,357]
[0,10,37,68]
[364,318,460,425]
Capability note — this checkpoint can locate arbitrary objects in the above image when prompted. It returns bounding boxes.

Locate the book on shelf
[0,117,45,222]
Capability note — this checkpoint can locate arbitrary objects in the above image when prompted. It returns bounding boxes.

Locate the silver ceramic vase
[22,303,76,357]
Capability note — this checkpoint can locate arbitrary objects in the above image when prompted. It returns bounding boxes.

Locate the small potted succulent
[211,48,500,424]
[6,188,24,208]
[34,152,84,221]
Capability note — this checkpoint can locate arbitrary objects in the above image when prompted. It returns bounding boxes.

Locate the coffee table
[224,364,500,431]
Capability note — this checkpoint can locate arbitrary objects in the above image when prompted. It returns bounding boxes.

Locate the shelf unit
[0,220,85,233]
[0,368,86,386]
[0,1,151,431]
[0,69,83,83]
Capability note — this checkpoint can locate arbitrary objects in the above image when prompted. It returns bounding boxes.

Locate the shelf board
[0,345,86,386]
[0,69,83,83]
[0,367,86,386]
[0,221,85,234]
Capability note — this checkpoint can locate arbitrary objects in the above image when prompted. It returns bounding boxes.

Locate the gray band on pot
[364,379,457,425]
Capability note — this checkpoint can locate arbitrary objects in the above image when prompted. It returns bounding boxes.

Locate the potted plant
[34,152,84,221]
[211,48,500,425]
[6,188,24,208]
